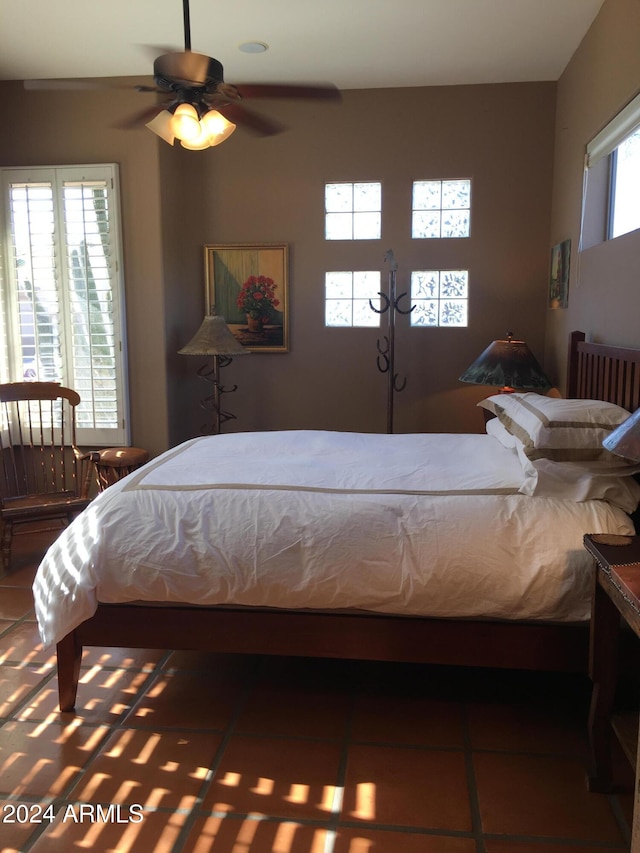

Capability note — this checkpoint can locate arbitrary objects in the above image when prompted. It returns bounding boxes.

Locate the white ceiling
[0,0,604,89]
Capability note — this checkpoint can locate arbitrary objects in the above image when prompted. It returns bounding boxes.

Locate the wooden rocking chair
[0,382,92,571]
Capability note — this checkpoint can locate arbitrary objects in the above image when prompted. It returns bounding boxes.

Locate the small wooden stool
[89,447,149,492]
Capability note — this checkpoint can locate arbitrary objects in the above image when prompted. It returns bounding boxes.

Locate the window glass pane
[325,212,352,240]
[325,271,380,327]
[440,300,468,327]
[412,179,471,239]
[353,300,379,326]
[410,270,468,328]
[411,301,439,326]
[353,182,381,211]
[442,180,471,209]
[353,212,381,240]
[412,211,441,239]
[441,210,470,238]
[325,299,352,327]
[325,271,353,298]
[325,181,381,241]
[353,271,381,300]
[325,183,352,212]
[413,181,441,210]
[611,128,640,239]
[440,270,468,298]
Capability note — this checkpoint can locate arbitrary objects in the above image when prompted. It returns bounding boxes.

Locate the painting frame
[204,243,289,353]
[549,239,571,309]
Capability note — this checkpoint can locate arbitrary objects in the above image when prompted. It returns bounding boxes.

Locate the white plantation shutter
[1,165,129,446]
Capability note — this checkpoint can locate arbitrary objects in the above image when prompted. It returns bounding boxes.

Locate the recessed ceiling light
[238,41,269,54]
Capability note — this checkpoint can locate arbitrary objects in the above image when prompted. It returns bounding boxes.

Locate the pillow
[485,416,519,449]
[478,392,631,462]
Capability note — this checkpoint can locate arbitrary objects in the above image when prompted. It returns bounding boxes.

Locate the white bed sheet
[33,430,636,647]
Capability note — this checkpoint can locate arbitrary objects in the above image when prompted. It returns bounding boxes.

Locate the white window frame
[0,164,129,447]
[583,92,640,248]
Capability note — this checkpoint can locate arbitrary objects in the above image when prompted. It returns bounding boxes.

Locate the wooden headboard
[567,330,640,412]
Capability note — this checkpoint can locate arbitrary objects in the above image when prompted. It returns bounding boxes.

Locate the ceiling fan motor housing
[154,51,224,89]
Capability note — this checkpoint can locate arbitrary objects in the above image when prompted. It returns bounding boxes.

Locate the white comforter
[33,430,636,647]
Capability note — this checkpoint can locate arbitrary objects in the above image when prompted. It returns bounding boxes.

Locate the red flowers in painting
[236,275,280,319]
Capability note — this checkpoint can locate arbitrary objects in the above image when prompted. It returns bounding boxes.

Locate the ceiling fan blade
[24,77,157,92]
[233,83,341,102]
[216,103,286,137]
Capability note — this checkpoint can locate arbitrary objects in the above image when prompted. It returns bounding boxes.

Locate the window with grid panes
[0,164,129,446]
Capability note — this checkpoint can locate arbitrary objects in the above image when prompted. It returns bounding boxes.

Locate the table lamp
[459,332,551,393]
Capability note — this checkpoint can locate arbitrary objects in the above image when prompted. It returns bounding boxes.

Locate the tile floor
[0,525,636,853]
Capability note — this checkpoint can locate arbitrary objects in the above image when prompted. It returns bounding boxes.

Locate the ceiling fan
[24,0,341,149]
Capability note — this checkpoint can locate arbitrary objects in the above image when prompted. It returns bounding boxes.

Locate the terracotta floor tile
[351,694,465,747]
[467,700,588,757]
[68,727,222,810]
[0,664,55,717]
[254,655,356,692]
[484,840,628,852]
[162,650,261,686]
[28,804,187,853]
[342,743,472,831]
[16,667,154,724]
[0,620,57,667]
[236,686,350,739]
[0,798,46,852]
[183,815,329,853]
[474,751,626,843]
[201,735,342,821]
[0,719,110,798]
[0,587,35,620]
[333,826,476,852]
[124,671,243,730]
[0,562,38,588]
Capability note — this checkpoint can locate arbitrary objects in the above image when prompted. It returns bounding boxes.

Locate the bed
[33,330,640,711]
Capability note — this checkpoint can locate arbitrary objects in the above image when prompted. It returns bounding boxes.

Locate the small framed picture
[549,239,570,309]
[204,243,289,353]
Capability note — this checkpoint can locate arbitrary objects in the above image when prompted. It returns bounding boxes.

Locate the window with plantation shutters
[0,165,129,446]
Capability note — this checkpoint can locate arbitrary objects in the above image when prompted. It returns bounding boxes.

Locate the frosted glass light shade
[145,110,175,145]
[201,109,236,145]
[170,103,201,141]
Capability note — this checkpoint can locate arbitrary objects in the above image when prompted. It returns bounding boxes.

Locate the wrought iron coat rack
[370,250,415,434]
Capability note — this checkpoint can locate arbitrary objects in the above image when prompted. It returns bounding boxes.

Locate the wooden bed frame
[55,331,640,711]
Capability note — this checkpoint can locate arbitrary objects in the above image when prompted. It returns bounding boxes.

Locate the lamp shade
[459,334,551,391]
[178,315,249,357]
[602,407,640,461]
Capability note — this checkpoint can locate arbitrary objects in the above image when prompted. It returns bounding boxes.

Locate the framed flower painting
[204,243,289,352]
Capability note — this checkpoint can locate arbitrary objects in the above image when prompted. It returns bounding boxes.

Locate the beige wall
[167,82,557,444]
[545,0,640,387]
[0,79,170,457]
[1,76,557,450]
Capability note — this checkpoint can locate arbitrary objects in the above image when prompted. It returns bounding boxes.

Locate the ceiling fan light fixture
[145,110,176,145]
[170,102,201,141]
[181,112,237,150]
[201,109,236,145]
